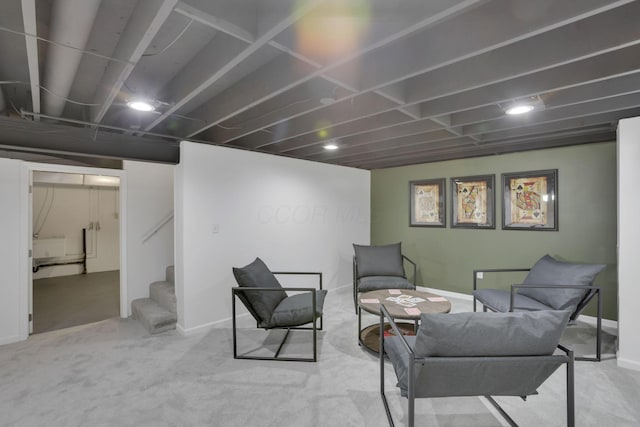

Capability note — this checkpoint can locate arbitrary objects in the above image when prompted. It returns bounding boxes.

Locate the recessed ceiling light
[127,99,155,112]
[324,142,339,150]
[319,97,335,106]
[505,104,535,115]
[502,95,545,116]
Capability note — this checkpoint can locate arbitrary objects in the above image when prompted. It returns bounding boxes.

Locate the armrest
[272,271,323,290]
[231,287,319,329]
[509,283,600,312]
[402,255,417,285]
[232,286,318,294]
[232,286,318,311]
[380,304,414,355]
[380,304,420,402]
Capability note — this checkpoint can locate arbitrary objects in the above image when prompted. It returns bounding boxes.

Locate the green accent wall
[371,142,617,320]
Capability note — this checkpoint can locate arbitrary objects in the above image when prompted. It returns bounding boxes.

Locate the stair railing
[142,211,174,243]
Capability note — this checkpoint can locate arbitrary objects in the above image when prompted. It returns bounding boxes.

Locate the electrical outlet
[476,271,483,279]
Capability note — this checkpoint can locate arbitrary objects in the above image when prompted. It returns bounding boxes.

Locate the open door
[28,166,123,334]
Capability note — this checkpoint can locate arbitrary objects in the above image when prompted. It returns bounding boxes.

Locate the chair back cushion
[414,310,570,357]
[353,243,405,279]
[519,254,605,311]
[232,258,287,324]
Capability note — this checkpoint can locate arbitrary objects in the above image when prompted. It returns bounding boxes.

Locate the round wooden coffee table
[358,289,451,353]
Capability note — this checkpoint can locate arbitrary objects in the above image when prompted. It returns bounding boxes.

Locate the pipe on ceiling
[42,0,102,117]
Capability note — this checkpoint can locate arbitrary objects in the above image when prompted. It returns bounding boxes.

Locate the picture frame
[450,174,495,229]
[409,178,446,227]
[501,169,558,231]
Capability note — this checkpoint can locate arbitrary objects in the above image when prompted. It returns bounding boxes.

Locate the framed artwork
[409,178,446,227]
[501,169,558,231]
[451,175,495,229]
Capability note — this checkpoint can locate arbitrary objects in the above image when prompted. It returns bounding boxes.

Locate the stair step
[149,281,176,314]
[131,298,177,334]
[165,265,174,284]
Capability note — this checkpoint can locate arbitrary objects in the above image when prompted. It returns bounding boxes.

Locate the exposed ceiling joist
[19,0,39,119]
[0,0,637,169]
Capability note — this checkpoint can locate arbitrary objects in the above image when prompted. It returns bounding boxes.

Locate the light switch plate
[476,271,483,279]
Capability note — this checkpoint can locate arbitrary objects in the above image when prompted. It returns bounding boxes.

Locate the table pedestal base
[359,322,416,354]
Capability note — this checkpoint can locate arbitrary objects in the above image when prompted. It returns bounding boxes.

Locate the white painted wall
[0,158,24,345]
[124,160,174,315]
[32,183,120,278]
[617,116,640,371]
[0,159,174,345]
[175,142,370,333]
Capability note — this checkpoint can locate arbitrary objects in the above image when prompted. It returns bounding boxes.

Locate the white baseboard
[577,314,617,333]
[419,286,474,301]
[176,313,250,336]
[0,335,24,346]
[617,356,640,372]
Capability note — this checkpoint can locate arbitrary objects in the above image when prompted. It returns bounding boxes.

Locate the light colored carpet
[33,270,120,334]
[0,285,637,426]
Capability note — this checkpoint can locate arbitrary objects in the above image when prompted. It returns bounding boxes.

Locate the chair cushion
[357,276,415,292]
[473,288,552,312]
[269,289,327,328]
[414,310,570,358]
[353,243,405,278]
[519,254,605,311]
[232,258,287,324]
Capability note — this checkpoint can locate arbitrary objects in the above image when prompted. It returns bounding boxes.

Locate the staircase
[131,266,177,334]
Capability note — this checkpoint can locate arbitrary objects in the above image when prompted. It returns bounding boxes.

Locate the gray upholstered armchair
[473,254,605,361]
[232,257,326,362]
[353,243,416,313]
[381,307,575,427]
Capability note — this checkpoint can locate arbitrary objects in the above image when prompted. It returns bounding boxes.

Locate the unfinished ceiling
[0,0,638,169]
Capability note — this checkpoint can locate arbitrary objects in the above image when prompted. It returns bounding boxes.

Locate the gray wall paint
[371,142,617,320]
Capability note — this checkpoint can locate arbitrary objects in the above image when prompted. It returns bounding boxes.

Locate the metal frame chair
[353,254,416,314]
[232,271,323,362]
[379,304,575,427]
[473,268,602,362]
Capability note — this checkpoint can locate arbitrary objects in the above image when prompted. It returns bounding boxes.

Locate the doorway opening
[31,170,121,334]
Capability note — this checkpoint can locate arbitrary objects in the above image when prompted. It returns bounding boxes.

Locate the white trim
[21,162,128,342]
[333,283,352,291]
[419,286,474,301]
[19,164,30,341]
[577,314,618,335]
[0,335,23,346]
[176,312,251,336]
[118,172,128,317]
[617,356,640,372]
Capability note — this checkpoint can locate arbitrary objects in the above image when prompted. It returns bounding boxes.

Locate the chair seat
[358,276,415,292]
[267,289,327,328]
[386,333,566,399]
[474,289,552,312]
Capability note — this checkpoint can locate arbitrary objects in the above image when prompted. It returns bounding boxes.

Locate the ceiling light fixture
[501,95,545,116]
[127,98,156,112]
[319,86,339,106]
[323,142,339,150]
[319,97,335,106]
[505,104,535,115]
